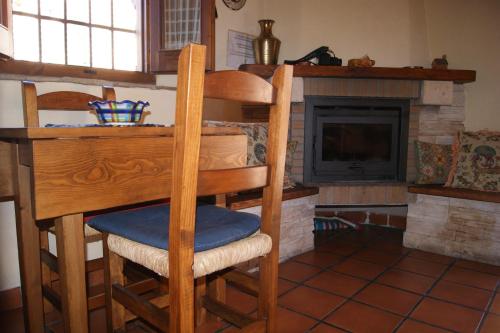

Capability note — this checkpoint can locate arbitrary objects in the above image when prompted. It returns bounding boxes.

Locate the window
[0,0,13,59]
[0,0,216,81]
[11,0,142,71]
[149,0,214,73]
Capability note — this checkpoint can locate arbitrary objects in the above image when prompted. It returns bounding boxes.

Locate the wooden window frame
[0,0,13,60]
[148,0,215,73]
[0,0,154,84]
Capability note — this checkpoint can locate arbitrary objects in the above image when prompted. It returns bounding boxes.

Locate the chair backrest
[168,44,293,331]
[21,81,116,127]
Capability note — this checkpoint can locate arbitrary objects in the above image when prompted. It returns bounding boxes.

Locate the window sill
[0,60,156,86]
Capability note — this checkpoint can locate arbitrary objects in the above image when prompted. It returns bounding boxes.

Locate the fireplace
[304,97,410,183]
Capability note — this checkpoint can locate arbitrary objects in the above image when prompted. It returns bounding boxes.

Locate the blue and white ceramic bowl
[88,100,150,125]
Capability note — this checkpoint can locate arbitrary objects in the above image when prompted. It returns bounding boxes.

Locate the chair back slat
[37,91,103,111]
[204,71,276,105]
[253,65,293,332]
[21,81,116,127]
[197,166,269,196]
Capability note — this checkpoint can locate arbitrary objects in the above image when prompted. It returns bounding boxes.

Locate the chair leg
[258,254,279,333]
[207,275,226,322]
[194,277,207,326]
[39,229,53,314]
[103,234,126,332]
[215,194,226,208]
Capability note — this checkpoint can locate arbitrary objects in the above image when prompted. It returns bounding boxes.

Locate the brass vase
[253,20,281,65]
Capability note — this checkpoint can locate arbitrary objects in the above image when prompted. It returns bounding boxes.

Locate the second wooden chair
[21,83,160,325]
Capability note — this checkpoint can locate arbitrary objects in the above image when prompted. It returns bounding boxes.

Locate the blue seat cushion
[87,204,260,252]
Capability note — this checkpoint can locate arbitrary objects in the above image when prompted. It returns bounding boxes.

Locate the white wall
[0,80,176,128]
[424,0,500,131]
[1,0,499,291]
[263,0,420,67]
[261,0,499,130]
[215,0,264,70]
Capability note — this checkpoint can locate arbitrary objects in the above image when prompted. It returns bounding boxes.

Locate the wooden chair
[21,81,117,314]
[90,44,293,332]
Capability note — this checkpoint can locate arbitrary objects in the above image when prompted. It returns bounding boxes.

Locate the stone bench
[227,185,319,262]
[403,185,500,265]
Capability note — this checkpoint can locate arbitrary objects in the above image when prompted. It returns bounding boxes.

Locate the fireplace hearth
[304,97,410,183]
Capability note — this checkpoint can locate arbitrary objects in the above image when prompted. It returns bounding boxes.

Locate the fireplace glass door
[304,97,409,183]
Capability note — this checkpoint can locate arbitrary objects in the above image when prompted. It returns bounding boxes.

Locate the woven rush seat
[107,232,271,278]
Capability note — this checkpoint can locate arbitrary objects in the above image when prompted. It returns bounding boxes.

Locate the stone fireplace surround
[239,65,499,265]
[281,75,500,266]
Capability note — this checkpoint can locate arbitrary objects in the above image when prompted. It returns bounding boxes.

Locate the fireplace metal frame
[304,96,410,184]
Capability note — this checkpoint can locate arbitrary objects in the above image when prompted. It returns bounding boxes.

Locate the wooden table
[0,126,247,333]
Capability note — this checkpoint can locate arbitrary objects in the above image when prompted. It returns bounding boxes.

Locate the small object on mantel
[347,55,375,67]
[432,55,448,69]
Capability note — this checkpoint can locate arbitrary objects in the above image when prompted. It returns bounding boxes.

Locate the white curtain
[164,0,201,50]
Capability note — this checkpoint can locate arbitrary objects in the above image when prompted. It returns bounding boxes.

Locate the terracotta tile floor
[2,225,500,333]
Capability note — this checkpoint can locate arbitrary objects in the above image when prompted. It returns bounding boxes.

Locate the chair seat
[107,232,272,278]
[87,204,261,252]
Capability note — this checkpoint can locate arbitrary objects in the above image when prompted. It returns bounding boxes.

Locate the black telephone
[284,46,342,66]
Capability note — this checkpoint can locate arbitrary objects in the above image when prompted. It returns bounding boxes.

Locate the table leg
[55,213,89,333]
[13,163,44,333]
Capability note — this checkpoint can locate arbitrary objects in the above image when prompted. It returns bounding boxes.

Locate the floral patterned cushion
[204,120,298,189]
[414,141,453,184]
[204,121,268,165]
[445,131,500,192]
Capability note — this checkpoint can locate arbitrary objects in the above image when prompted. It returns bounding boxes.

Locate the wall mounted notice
[227,30,255,68]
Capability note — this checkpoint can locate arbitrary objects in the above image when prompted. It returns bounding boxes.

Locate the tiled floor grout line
[275,231,393,332]
[305,320,351,333]
[88,233,500,333]
[315,233,396,332]
[424,294,494,313]
[327,240,417,332]
[285,230,491,333]
[391,256,463,333]
[279,236,374,333]
[300,244,500,295]
[294,232,415,332]
[221,228,499,333]
[5,228,500,333]
[261,251,494,333]
[474,280,500,333]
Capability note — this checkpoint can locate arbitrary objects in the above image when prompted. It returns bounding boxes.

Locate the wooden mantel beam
[239,64,476,84]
